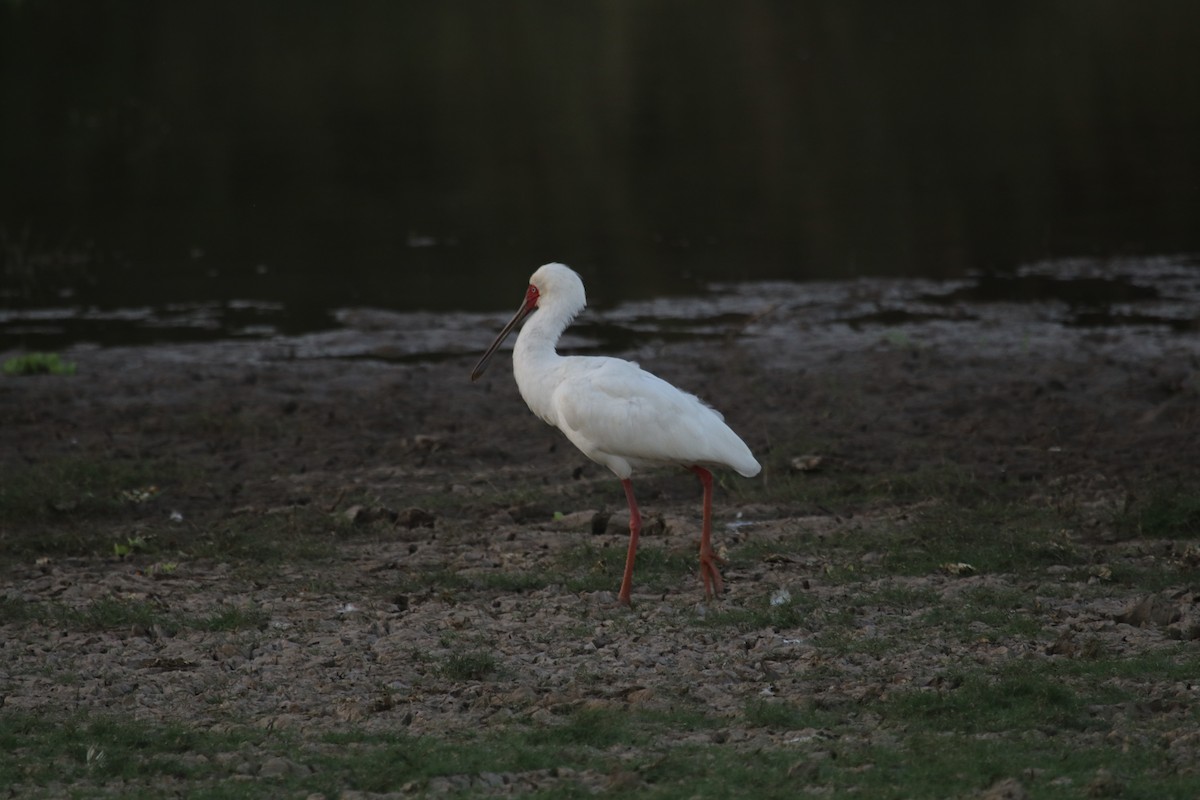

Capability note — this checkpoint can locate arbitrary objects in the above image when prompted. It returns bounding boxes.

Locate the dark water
[3,2,1200,347]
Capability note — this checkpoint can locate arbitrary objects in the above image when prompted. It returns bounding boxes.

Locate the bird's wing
[552,357,754,472]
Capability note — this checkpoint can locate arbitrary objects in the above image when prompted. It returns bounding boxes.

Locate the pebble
[259,755,308,778]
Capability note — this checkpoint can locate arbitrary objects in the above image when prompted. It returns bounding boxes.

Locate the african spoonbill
[470,263,760,605]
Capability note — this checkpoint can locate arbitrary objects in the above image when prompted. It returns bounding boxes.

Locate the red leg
[617,479,641,606]
[689,466,724,598]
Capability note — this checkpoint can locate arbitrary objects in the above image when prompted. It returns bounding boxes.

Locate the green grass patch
[405,567,472,593]
[742,698,834,731]
[884,666,1090,734]
[477,570,552,592]
[405,538,693,599]
[311,706,724,795]
[5,679,1198,800]
[1052,645,1200,685]
[388,537,706,599]
[195,604,270,632]
[0,713,248,792]
[819,501,1078,578]
[558,541,695,594]
[0,596,170,631]
[0,597,268,633]
[439,651,499,681]
[695,589,816,631]
[524,707,632,748]
[886,503,1077,575]
[0,456,169,524]
[919,584,1045,641]
[181,511,343,563]
[738,461,1005,515]
[830,731,1196,800]
[881,648,1200,737]
[1115,487,1200,539]
[724,496,1078,587]
[58,597,171,631]
[393,567,555,596]
[3,352,76,376]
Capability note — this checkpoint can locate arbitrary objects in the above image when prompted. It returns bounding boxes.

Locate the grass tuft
[3,352,76,376]
[525,707,631,748]
[0,456,168,524]
[742,698,829,731]
[1116,488,1200,539]
[439,651,499,681]
[196,605,269,632]
[884,664,1090,735]
[0,596,269,633]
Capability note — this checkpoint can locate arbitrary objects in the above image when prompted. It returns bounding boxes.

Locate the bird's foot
[699,547,725,600]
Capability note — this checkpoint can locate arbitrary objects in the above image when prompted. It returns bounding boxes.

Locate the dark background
[3,1,1199,324]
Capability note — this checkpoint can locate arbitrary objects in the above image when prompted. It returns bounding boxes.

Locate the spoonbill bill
[470,263,760,605]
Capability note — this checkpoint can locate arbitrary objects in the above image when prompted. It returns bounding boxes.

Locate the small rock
[259,755,307,778]
[507,503,553,524]
[478,772,505,788]
[580,698,612,712]
[790,454,824,473]
[396,508,437,529]
[529,708,556,725]
[410,434,443,452]
[977,777,1029,800]
[1115,595,1180,627]
[335,700,367,723]
[787,760,821,780]
[642,515,666,537]
[1085,768,1123,798]
[552,510,598,530]
[606,770,641,791]
[212,642,244,660]
[1167,617,1200,640]
[1045,630,1078,657]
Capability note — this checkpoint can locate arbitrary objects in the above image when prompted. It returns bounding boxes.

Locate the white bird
[471,263,761,605]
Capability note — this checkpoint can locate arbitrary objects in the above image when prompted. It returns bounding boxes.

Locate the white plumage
[471,263,760,605]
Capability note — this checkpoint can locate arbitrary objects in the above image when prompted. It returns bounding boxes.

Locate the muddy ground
[1,259,1199,796]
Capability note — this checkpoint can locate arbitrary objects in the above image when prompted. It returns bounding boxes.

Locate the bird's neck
[514,304,569,369]
[512,302,579,422]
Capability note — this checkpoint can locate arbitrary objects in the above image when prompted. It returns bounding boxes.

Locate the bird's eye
[526,285,540,306]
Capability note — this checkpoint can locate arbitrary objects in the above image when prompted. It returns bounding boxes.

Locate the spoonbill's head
[470,263,585,381]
